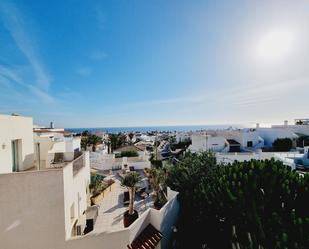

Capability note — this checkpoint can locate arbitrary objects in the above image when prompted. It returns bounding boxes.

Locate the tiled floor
[93,175,154,233]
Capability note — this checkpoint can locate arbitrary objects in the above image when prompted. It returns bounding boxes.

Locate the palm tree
[81,137,88,151]
[148,168,167,208]
[121,172,141,215]
[88,135,102,152]
[108,134,118,153]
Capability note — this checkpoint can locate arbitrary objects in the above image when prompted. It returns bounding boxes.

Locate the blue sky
[0,0,309,128]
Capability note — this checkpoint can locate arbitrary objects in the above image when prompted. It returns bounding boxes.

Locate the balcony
[72,153,85,176]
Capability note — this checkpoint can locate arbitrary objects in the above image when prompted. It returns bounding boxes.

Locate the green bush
[115,150,138,158]
[167,152,309,249]
[297,136,309,148]
[89,173,112,196]
[273,138,293,151]
[151,160,163,168]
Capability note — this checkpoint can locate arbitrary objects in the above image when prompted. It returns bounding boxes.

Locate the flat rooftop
[93,171,154,233]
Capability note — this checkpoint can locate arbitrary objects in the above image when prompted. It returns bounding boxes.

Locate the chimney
[256,123,260,129]
[50,122,54,129]
[284,120,288,126]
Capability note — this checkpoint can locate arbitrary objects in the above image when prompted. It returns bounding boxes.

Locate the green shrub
[90,173,110,195]
[115,150,138,158]
[273,138,293,151]
[167,152,309,249]
[151,160,163,168]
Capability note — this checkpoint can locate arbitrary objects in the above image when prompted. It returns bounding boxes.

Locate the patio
[93,170,154,233]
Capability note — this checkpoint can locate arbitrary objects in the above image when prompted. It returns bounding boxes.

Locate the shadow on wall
[23,153,34,171]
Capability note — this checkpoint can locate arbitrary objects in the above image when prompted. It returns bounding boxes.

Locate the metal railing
[72,153,85,176]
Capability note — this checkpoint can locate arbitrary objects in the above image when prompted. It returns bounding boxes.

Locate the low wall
[149,188,180,249]
[90,182,116,205]
[90,153,150,171]
[67,188,179,249]
[216,152,277,163]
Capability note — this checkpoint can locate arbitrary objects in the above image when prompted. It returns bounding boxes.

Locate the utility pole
[155,130,158,160]
[205,132,208,151]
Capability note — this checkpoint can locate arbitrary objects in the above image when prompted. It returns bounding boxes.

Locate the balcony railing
[73,153,85,176]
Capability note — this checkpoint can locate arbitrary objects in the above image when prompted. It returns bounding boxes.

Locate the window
[247,141,253,147]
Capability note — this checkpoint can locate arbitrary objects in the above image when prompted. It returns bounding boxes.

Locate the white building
[0,114,91,248]
[189,133,228,153]
[214,129,264,151]
[0,114,34,173]
[189,129,264,153]
[256,127,298,147]
[271,119,309,136]
[90,149,151,171]
[175,132,191,143]
[274,146,309,170]
[0,114,179,249]
[34,129,81,169]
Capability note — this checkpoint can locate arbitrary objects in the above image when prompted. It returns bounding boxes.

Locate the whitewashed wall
[0,114,34,173]
[257,128,297,147]
[190,134,227,152]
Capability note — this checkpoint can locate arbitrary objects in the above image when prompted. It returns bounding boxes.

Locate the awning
[127,224,163,249]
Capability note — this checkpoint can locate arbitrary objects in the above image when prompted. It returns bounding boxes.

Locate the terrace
[92,170,155,233]
[23,152,86,179]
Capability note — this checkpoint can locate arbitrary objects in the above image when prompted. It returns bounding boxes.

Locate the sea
[66,124,247,134]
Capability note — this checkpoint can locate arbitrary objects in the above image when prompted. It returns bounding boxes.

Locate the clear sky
[0,0,309,128]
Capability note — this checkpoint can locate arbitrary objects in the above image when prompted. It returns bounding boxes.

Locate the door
[12,140,20,172]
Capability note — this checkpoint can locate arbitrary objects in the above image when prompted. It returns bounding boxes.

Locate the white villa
[189,133,229,153]
[0,114,179,249]
[189,119,309,154]
[189,129,264,153]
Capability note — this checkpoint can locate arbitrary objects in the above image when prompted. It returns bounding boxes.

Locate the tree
[148,168,167,208]
[117,133,127,148]
[108,133,128,152]
[167,152,309,249]
[273,138,293,151]
[81,137,88,151]
[82,130,90,137]
[88,134,102,152]
[108,134,118,153]
[121,172,141,215]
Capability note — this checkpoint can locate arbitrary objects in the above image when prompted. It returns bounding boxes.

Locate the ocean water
[66,124,245,134]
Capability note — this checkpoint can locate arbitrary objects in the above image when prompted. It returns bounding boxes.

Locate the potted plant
[148,168,167,209]
[121,172,141,227]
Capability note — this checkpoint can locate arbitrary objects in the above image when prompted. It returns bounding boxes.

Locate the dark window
[247,141,253,147]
